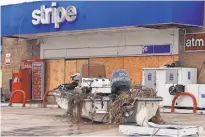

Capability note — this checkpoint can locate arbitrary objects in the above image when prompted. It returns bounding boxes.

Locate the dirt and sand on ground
[1,107,205,136]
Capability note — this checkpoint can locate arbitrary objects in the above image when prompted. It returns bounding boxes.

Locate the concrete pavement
[1,107,205,136]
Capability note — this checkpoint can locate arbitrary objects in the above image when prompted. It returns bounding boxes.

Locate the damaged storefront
[1,1,204,100]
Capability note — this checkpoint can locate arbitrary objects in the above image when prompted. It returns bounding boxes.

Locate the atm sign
[185,33,205,52]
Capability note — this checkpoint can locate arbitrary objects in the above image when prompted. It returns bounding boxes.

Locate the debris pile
[54,85,165,124]
[54,87,100,123]
[108,86,165,124]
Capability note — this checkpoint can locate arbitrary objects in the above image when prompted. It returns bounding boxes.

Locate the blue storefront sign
[1,1,204,36]
[142,45,171,54]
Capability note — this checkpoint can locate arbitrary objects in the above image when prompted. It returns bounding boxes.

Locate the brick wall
[178,28,205,84]
[178,3,205,84]
[2,37,40,99]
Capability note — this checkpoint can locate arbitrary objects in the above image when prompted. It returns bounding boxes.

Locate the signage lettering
[32,2,77,28]
[5,53,11,66]
[119,72,128,77]
[32,62,45,100]
[186,38,204,47]
[185,33,205,51]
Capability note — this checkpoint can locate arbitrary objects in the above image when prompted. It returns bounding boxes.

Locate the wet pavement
[1,107,118,136]
[1,107,205,136]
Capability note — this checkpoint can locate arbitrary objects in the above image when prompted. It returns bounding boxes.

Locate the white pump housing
[142,67,197,90]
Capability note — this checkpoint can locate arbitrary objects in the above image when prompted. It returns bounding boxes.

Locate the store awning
[1,1,204,37]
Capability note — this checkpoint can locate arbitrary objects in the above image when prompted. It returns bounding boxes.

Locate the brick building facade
[2,37,40,99]
[179,28,205,84]
[177,4,205,84]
